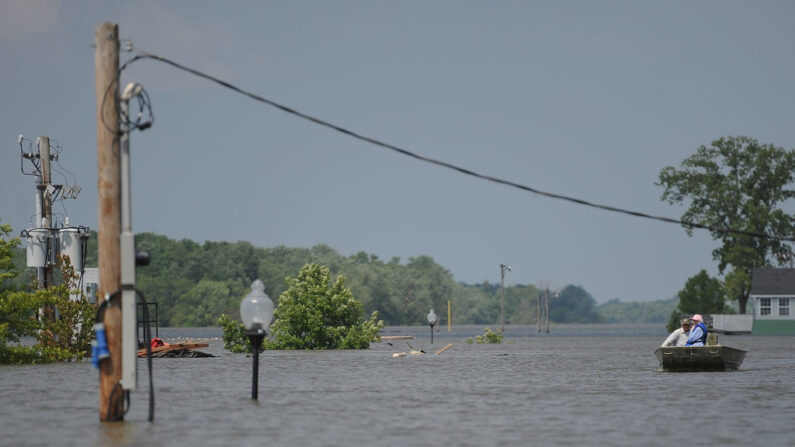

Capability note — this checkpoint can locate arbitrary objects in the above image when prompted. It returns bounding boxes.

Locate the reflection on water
[1,325,793,446]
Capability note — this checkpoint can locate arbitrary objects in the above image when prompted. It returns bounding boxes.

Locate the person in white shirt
[661,318,691,347]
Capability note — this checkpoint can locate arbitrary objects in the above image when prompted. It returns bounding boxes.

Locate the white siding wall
[754,296,794,320]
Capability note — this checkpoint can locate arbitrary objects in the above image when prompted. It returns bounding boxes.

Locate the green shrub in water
[218,263,384,352]
[465,327,503,344]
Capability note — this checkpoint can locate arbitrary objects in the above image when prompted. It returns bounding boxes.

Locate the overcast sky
[2,1,794,302]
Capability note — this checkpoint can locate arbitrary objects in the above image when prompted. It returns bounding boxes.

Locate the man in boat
[685,314,708,346]
[661,318,691,346]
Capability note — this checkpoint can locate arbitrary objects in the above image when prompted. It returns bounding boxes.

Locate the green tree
[658,136,795,313]
[0,220,19,290]
[504,284,537,325]
[597,297,678,324]
[1,252,94,364]
[35,257,95,359]
[456,282,500,324]
[269,263,383,349]
[398,256,455,325]
[169,279,243,327]
[666,270,731,331]
[0,220,32,362]
[678,270,729,314]
[60,230,619,327]
[549,285,603,323]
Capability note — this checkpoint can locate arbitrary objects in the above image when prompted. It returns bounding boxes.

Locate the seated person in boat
[685,314,708,346]
[661,318,691,347]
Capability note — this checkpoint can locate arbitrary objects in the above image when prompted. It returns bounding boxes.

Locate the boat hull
[654,346,747,372]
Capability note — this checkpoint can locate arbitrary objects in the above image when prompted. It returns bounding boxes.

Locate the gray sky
[2,1,794,302]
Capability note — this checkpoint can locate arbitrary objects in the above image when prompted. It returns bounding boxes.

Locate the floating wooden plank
[137,342,209,357]
[380,335,414,340]
[435,343,453,355]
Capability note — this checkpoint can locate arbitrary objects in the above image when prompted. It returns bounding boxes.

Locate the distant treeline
[11,232,676,327]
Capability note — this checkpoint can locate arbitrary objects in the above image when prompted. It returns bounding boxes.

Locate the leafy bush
[217,264,384,352]
[0,257,94,363]
[270,263,383,349]
[466,327,504,344]
[0,220,18,288]
[216,314,250,353]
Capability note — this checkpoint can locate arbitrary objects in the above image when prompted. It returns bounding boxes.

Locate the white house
[750,267,795,335]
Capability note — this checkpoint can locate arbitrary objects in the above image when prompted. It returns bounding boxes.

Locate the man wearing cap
[685,314,708,346]
[661,318,691,347]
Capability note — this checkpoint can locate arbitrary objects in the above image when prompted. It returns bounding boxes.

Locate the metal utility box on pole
[119,82,143,392]
[94,22,123,422]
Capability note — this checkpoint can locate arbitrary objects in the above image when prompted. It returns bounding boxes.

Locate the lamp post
[500,264,512,332]
[427,309,438,344]
[240,279,274,400]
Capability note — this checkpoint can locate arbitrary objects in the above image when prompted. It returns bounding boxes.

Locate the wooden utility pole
[500,269,505,332]
[447,300,451,332]
[536,290,540,333]
[37,136,53,288]
[95,22,123,422]
[545,288,550,334]
[499,264,511,332]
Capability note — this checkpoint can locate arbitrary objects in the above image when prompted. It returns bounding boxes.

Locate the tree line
[8,231,671,327]
[3,223,679,330]
[8,134,790,331]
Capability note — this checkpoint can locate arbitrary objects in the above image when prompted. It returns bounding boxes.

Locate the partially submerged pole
[545,288,550,334]
[37,136,53,288]
[95,22,123,421]
[500,266,505,332]
[447,300,451,332]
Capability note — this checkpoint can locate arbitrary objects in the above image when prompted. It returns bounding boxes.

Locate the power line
[118,50,795,243]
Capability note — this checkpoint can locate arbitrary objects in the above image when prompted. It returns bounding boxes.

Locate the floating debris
[435,343,453,355]
[138,342,211,358]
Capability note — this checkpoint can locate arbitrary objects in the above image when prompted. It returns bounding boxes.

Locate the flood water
[2,324,793,446]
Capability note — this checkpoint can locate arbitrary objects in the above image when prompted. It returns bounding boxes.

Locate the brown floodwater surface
[1,324,792,446]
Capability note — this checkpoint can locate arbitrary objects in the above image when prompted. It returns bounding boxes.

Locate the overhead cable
[118,50,795,243]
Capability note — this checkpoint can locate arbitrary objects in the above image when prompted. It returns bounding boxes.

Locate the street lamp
[500,264,512,332]
[240,279,274,400]
[427,309,438,344]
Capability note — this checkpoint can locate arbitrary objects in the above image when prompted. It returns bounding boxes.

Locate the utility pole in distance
[545,287,550,334]
[95,22,123,422]
[500,264,511,332]
[537,289,541,333]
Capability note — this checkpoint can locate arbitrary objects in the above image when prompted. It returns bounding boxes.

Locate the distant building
[708,313,753,335]
[750,268,795,335]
